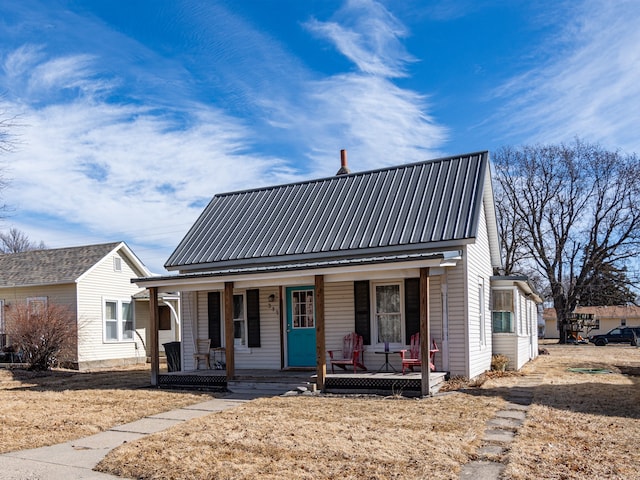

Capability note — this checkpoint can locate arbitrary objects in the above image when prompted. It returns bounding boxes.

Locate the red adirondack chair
[399,333,439,374]
[327,332,367,373]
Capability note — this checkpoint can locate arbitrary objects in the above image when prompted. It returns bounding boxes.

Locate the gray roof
[166,152,489,272]
[0,242,122,287]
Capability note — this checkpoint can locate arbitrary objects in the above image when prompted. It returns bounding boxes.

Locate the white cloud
[1,51,296,272]
[306,0,414,78]
[493,0,640,153]
[0,0,450,272]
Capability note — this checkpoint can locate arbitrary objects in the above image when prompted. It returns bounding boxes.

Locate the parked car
[589,327,640,346]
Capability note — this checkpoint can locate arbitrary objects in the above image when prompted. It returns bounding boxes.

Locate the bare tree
[0,227,47,253]
[493,140,640,343]
[6,302,77,370]
[0,107,16,218]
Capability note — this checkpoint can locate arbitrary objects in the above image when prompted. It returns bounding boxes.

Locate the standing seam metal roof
[166,152,489,270]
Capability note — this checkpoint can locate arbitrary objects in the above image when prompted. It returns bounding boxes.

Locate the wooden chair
[399,333,439,374]
[193,339,211,370]
[327,332,367,373]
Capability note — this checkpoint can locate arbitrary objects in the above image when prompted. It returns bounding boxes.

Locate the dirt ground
[2,344,638,479]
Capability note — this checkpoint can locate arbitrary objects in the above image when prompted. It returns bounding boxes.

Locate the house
[0,242,179,369]
[490,276,542,370]
[543,305,640,339]
[134,151,539,394]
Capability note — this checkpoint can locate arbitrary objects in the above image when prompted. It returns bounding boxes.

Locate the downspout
[441,271,450,372]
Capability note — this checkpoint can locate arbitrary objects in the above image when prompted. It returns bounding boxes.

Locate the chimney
[336,149,351,175]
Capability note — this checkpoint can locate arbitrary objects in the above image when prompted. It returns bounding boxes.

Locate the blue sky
[0,0,639,274]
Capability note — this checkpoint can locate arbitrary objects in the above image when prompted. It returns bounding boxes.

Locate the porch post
[149,287,159,387]
[420,267,431,396]
[315,275,326,391]
[224,282,235,379]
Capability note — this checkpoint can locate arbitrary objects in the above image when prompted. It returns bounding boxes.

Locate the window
[0,299,5,349]
[159,305,172,331]
[104,299,134,342]
[113,257,122,272]
[479,280,486,346]
[27,297,47,316]
[621,318,627,326]
[233,293,247,347]
[291,289,314,328]
[492,289,514,333]
[373,283,402,344]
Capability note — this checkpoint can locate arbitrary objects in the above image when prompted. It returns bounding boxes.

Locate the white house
[134,151,539,394]
[0,242,180,369]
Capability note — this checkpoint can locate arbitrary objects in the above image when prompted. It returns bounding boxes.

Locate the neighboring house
[490,276,542,370]
[0,242,179,369]
[543,305,640,339]
[135,151,540,391]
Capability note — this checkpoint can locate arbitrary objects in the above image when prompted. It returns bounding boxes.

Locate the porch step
[227,374,316,396]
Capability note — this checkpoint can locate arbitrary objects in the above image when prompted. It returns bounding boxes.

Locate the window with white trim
[372,282,403,345]
[233,293,247,347]
[492,289,514,333]
[479,280,486,346]
[104,299,134,342]
[27,297,48,316]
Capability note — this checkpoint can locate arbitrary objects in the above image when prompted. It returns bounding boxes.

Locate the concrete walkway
[0,390,274,480]
[459,373,543,479]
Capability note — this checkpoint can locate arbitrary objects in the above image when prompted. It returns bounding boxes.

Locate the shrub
[491,354,510,371]
[6,302,76,370]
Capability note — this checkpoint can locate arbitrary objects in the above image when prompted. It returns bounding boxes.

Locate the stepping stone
[487,417,522,429]
[478,444,507,456]
[483,429,515,443]
[495,410,527,421]
[504,402,530,411]
[460,460,504,479]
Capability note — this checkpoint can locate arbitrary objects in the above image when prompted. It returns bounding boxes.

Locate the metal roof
[0,242,135,287]
[166,152,490,271]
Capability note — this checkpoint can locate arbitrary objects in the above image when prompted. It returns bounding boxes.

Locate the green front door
[286,286,316,367]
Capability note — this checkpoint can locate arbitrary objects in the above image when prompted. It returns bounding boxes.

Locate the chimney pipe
[336,149,351,175]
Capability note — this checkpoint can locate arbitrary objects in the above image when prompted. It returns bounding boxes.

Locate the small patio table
[375,350,399,372]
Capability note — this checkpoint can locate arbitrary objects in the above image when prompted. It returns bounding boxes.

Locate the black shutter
[208,292,222,348]
[404,278,420,345]
[354,281,371,345]
[247,289,261,348]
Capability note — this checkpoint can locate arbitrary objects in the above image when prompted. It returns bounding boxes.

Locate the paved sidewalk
[0,391,267,480]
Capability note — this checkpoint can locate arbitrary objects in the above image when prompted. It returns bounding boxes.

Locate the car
[589,326,640,346]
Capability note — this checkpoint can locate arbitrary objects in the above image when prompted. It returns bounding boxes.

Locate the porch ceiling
[133,250,461,291]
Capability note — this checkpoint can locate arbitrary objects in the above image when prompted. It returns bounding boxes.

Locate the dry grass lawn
[496,343,640,479]
[0,364,213,453]
[2,344,638,479]
[96,394,504,480]
[96,343,640,480]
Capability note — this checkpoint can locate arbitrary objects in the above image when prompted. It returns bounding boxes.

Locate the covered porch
[139,255,457,397]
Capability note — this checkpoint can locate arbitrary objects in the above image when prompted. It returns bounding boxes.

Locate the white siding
[446,263,468,376]
[0,284,79,362]
[324,281,355,365]
[492,289,539,370]
[235,287,281,369]
[76,250,146,366]
[464,203,494,378]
